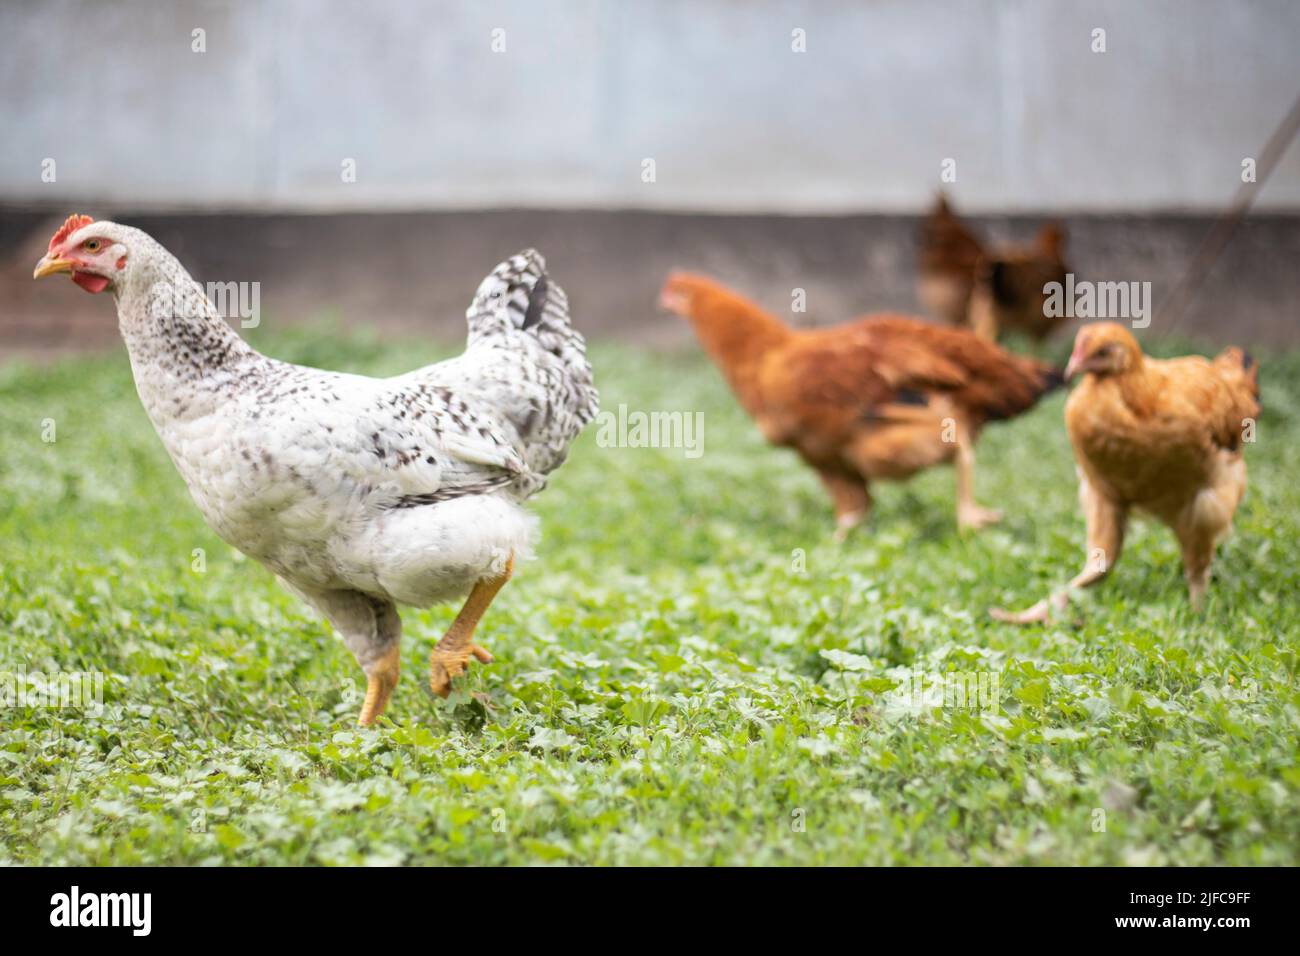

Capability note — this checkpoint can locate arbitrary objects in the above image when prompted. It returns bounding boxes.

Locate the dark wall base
[3,207,1297,357]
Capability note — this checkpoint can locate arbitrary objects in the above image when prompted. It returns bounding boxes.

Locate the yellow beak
[33,254,75,279]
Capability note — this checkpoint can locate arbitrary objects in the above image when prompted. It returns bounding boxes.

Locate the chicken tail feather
[974,355,1065,423]
[462,248,599,437]
[466,249,573,340]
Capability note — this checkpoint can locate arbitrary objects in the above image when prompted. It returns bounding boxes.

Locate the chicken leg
[967,285,1000,342]
[359,643,402,727]
[1169,454,1245,610]
[1175,523,1216,611]
[429,553,513,698]
[292,587,404,726]
[954,422,1002,531]
[991,476,1127,624]
[816,467,872,542]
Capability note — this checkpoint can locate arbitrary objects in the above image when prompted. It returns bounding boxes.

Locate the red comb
[48,214,95,252]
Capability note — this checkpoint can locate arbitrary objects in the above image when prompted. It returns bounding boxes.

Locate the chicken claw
[833,511,866,543]
[429,644,494,698]
[989,590,1069,626]
[958,504,1004,532]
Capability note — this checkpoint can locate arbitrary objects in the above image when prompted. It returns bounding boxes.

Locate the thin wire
[1156,92,1300,331]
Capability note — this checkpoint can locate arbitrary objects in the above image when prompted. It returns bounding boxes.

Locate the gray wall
[2,0,1298,213]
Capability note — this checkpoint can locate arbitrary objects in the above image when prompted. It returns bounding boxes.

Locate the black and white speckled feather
[436,249,599,488]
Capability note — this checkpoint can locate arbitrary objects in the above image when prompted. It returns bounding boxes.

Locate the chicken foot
[428,553,513,698]
[816,468,872,542]
[987,563,1107,625]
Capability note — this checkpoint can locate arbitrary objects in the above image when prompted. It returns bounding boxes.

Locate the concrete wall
[2,0,1298,213]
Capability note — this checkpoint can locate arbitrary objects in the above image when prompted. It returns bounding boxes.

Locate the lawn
[1,328,1297,865]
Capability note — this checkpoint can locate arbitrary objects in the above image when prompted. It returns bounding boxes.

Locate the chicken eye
[84,239,101,252]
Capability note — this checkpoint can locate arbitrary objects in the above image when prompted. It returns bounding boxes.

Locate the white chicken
[34,215,598,724]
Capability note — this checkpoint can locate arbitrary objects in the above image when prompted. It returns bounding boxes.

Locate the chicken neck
[1111,355,1161,418]
[684,298,792,410]
[111,248,259,436]
[113,250,254,384]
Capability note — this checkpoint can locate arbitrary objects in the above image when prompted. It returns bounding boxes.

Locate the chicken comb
[48,214,95,252]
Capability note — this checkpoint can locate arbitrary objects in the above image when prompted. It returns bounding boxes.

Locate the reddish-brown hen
[917,193,1069,341]
[993,322,1260,623]
[661,273,1062,535]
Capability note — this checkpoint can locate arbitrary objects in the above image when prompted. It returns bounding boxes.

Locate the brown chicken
[992,322,1260,623]
[660,273,1063,535]
[917,193,1069,341]
[916,193,984,328]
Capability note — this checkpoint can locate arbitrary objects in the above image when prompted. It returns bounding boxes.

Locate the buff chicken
[992,322,1259,623]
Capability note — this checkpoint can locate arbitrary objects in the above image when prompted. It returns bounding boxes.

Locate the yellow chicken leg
[990,475,1126,625]
[429,554,513,698]
[954,420,1003,532]
[358,643,401,727]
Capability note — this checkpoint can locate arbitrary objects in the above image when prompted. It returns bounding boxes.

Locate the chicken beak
[1063,346,1090,381]
[33,254,75,280]
[658,289,686,314]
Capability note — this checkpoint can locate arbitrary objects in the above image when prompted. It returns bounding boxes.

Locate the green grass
[1,328,1298,866]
